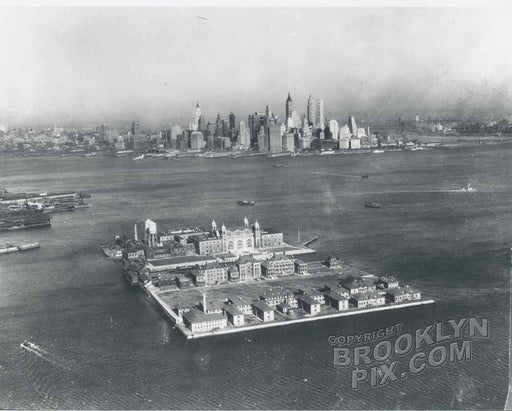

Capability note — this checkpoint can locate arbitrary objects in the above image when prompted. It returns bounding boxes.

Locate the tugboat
[459,183,476,193]
[237,200,256,206]
[365,202,382,209]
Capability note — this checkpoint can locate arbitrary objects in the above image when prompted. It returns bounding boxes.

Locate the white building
[329,120,339,140]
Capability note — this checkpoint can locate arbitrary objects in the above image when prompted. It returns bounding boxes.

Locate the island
[106,217,434,339]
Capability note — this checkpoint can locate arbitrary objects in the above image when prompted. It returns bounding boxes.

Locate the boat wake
[20,341,71,370]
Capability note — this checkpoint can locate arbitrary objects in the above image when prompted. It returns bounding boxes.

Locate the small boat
[273,164,283,168]
[237,200,255,206]
[361,174,369,179]
[133,154,145,161]
[365,202,382,209]
[372,150,384,154]
[459,183,476,193]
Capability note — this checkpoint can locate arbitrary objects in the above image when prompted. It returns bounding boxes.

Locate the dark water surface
[0,144,510,409]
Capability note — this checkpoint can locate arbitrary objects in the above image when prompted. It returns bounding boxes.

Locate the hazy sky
[1,7,511,127]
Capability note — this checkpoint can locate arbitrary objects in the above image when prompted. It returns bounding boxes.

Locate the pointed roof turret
[244,216,249,227]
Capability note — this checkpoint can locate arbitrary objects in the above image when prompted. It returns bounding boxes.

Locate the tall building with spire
[285,92,293,121]
[307,94,316,127]
[229,112,235,131]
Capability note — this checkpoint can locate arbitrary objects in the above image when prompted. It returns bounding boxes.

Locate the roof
[277,303,295,310]
[351,291,383,301]
[296,295,319,305]
[380,276,399,283]
[237,255,257,264]
[183,309,225,324]
[251,301,273,312]
[324,291,349,301]
[223,305,243,316]
[149,255,216,266]
[386,287,420,296]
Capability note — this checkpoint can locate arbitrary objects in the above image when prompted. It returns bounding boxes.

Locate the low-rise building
[324,291,349,311]
[349,291,385,308]
[223,305,245,326]
[276,303,296,315]
[251,301,275,322]
[227,299,253,315]
[296,295,321,315]
[175,274,191,289]
[259,290,296,308]
[341,279,376,295]
[236,255,262,281]
[294,259,308,275]
[376,276,400,289]
[298,288,325,304]
[261,255,295,277]
[182,310,228,333]
[386,286,421,303]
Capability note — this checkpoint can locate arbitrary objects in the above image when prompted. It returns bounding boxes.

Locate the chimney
[202,293,207,313]
[134,223,138,241]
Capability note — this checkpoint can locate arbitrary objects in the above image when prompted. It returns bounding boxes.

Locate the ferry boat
[17,242,40,251]
[0,244,18,254]
[237,200,256,206]
[365,202,382,209]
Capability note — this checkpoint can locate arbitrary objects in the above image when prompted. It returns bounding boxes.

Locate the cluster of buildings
[122,217,313,288]
[178,274,421,334]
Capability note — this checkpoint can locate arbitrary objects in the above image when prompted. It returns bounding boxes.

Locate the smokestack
[134,223,138,241]
[202,293,207,313]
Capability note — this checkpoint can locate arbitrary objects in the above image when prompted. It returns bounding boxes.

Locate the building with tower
[285,92,293,122]
[189,218,283,257]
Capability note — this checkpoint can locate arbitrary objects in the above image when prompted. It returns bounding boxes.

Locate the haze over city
[1,6,511,127]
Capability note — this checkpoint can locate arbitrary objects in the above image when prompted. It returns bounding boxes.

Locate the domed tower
[243,216,249,227]
[221,223,227,236]
[211,219,217,231]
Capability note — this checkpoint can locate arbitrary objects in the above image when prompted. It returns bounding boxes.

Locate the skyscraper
[229,112,236,131]
[248,112,267,147]
[131,121,141,136]
[348,116,358,136]
[285,92,293,121]
[266,105,272,120]
[268,123,283,153]
[192,102,202,131]
[329,119,339,140]
[315,99,324,130]
[307,94,316,127]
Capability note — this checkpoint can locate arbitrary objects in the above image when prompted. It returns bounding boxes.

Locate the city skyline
[1,7,512,127]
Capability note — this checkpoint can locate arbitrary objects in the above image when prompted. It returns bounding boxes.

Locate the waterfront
[0,141,510,409]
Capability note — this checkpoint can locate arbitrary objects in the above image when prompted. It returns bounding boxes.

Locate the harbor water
[0,143,510,409]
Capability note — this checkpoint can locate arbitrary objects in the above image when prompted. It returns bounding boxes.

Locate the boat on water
[273,164,284,168]
[372,150,385,154]
[237,200,256,206]
[0,244,19,254]
[458,183,476,193]
[100,244,123,259]
[0,206,52,231]
[1,242,40,254]
[361,174,369,178]
[17,242,40,251]
[365,202,382,209]
[133,154,145,161]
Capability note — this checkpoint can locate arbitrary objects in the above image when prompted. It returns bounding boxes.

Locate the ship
[0,206,52,231]
[237,200,256,206]
[0,244,19,254]
[0,242,40,254]
[17,242,40,251]
[365,202,382,209]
